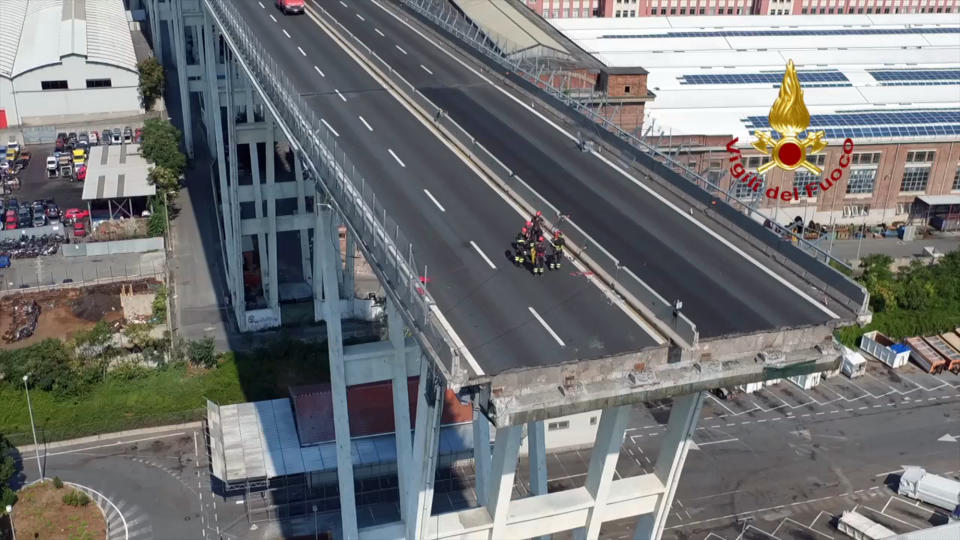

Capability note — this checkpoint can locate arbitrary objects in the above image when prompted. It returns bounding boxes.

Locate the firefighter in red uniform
[549,230,565,270]
[513,227,529,266]
[533,236,547,275]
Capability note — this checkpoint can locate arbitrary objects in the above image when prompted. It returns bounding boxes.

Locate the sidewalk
[826,236,959,263]
[15,421,202,454]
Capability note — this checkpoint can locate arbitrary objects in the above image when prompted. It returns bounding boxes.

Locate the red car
[73,222,86,237]
[76,165,87,181]
[4,210,17,230]
[276,0,304,14]
[64,208,90,223]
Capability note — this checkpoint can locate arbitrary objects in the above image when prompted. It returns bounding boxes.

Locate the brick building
[521,0,958,18]
[553,14,960,226]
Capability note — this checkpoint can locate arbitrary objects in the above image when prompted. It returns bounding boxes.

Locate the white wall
[7,56,140,126]
[0,78,18,128]
[520,411,602,455]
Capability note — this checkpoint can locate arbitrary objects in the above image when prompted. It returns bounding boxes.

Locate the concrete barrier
[63,237,164,257]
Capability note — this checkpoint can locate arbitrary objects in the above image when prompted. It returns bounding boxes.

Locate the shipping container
[837,510,896,540]
[860,330,910,368]
[788,371,822,390]
[905,337,946,375]
[737,381,764,393]
[898,466,960,513]
[932,334,960,374]
[841,347,867,379]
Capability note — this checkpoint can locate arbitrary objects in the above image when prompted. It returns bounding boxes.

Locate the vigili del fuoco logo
[725,60,855,202]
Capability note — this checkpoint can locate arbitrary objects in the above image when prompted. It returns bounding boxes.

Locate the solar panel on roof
[869,69,960,81]
[680,71,849,85]
[743,109,960,129]
[599,27,959,39]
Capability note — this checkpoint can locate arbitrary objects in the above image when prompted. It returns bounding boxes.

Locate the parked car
[111,128,122,144]
[134,127,143,143]
[7,198,18,212]
[102,129,113,145]
[88,131,99,146]
[76,165,87,181]
[17,208,31,228]
[64,208,89,224]
[123,126,133,143]
[45,204,60,222]
[66,132,78,149]
[0,200,5,214]
[78,133,89,149]
[46,155,57,172]
[31,201,44,215]
[55,133,67,151]
[13,151,31,170]
[0,161,8,172]
[32,213,46,227]
[0,255,10,269]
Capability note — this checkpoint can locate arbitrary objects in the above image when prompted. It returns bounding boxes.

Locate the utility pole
[23,375,43,481]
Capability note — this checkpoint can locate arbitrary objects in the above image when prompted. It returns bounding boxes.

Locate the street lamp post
[5,504,15,540]
[23,375,43,481]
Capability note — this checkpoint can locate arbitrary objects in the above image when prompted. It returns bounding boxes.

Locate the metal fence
[312,3,698,345]
[398,0,855,273]
[202,0,465,384]
[0,266,164,295]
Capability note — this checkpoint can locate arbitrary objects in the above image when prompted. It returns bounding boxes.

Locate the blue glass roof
[878,81,960,87]
[599,27,959,39]
[680,71,849,85]
[743,109,960,140]
[869,69,960,81]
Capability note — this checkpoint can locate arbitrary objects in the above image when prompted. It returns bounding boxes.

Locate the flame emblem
[752,60,827,174]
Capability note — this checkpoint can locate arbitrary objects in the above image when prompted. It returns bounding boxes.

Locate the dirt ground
[10,482,107,540]
[0,279,160,349]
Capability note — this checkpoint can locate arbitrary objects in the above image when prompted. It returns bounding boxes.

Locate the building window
[906,150,935,163]
[793,154,827,196]
[952,166,960,190]
[680,7,686,13]
[852,152,881,165]
[629,9,636,15]
[548,420,570,431]
[670,7,676,14]
[590,416,598,425]
[699,7,705,13]
[896,202,912,215]
[624,85,631,93]
[900,166,931,192]
[842,204,870,218]
[846,168,877,194]
[85,78,112,88]
[41,80,68,90]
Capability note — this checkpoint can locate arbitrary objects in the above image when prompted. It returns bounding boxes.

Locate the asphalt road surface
[314,0,838,338]
[234,0,660,376]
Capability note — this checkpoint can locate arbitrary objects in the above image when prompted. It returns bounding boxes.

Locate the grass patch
[10,482,105,540]
[0,338,331,445]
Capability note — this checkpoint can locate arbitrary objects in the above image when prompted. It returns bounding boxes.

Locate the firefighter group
[512,211,565,276]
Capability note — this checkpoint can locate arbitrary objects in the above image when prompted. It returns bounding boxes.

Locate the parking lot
[4,142,85,221]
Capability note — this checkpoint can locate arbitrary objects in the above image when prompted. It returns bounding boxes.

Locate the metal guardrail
[202,0,466,384]
[398,0,856,274]
[313,3,698,346]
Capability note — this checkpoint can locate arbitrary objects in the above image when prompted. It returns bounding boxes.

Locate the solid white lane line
[334,88,347,102]
[339,0,347,6]
[374,28,385,37]
[358,115,373,131]
[314,65,325,77]
[420,64,433,75]
[388,149,406,167]
[269,14,277,22]
[423,189,446,212]
[430,304,484,376]
[356,13,365,21]
[396,45,407,55]
[470,241,497,270]
[298,46,307,56]
[283,29,291,38]
[321,119,340,137]
[258,1,265,8]
[528,307,565,347]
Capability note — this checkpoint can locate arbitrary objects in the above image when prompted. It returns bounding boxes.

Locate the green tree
[141,119,186,177]
[0,433,17,509]
[137,57,165,110]
[147,196,168,237]
[188,338,217,369]
[147,166,180,194]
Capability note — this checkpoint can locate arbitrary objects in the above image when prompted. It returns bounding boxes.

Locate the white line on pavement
[269,14,277,22]
[22,432,188,460]
[356,13,365,21]
[358,115,373,131]
[374,28,385,37]
[321,119,339,137]
[283,29,291,38]
[423,189,446,212]
[339,0,347,6]
[66,481,129,540]
[528,307,565,347]
[388,149,405,167]
[298,46,307,56]
[430,303,484,376]
[314,65,325,77]
[258,1,265,8]
[335,88,347,102]
[696,438,739,446]
[396,44,407,54]
[420,64,433,75]
[470,241,497,270]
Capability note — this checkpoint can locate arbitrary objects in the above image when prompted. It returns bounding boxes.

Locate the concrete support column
[527,420,551,540]
[634,392,705,540]
[575,405,632,540]
[472,408,491,507]
[387,299,413,520]
[294,153,312,286]
[248,140,269,306]
[406,359,446,540]
[317,204,359,539]
[342,229,355,300]
[170,0,194,158]
[264,116,279,309]
[223,48,246,322]
[487,425,523,539]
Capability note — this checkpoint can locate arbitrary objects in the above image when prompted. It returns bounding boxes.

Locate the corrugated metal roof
[0,0,135,79]
[82,144,155,201]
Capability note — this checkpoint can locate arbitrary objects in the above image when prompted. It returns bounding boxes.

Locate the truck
[898,466,960,514]
[836,510,895,540]
[859,330,910,368]
[58,154,73,179]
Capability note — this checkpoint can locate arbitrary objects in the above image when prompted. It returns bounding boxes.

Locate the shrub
[137,57,165,110]
[187,338,217,369]
[62,489,90,507]
[147,196,168,237]
[152,285,168,323]
[141,119,186,177]
[53,476,64,489]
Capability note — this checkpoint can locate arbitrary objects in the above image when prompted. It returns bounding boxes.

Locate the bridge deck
[321,0,849,337]
[236,0,662,377]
